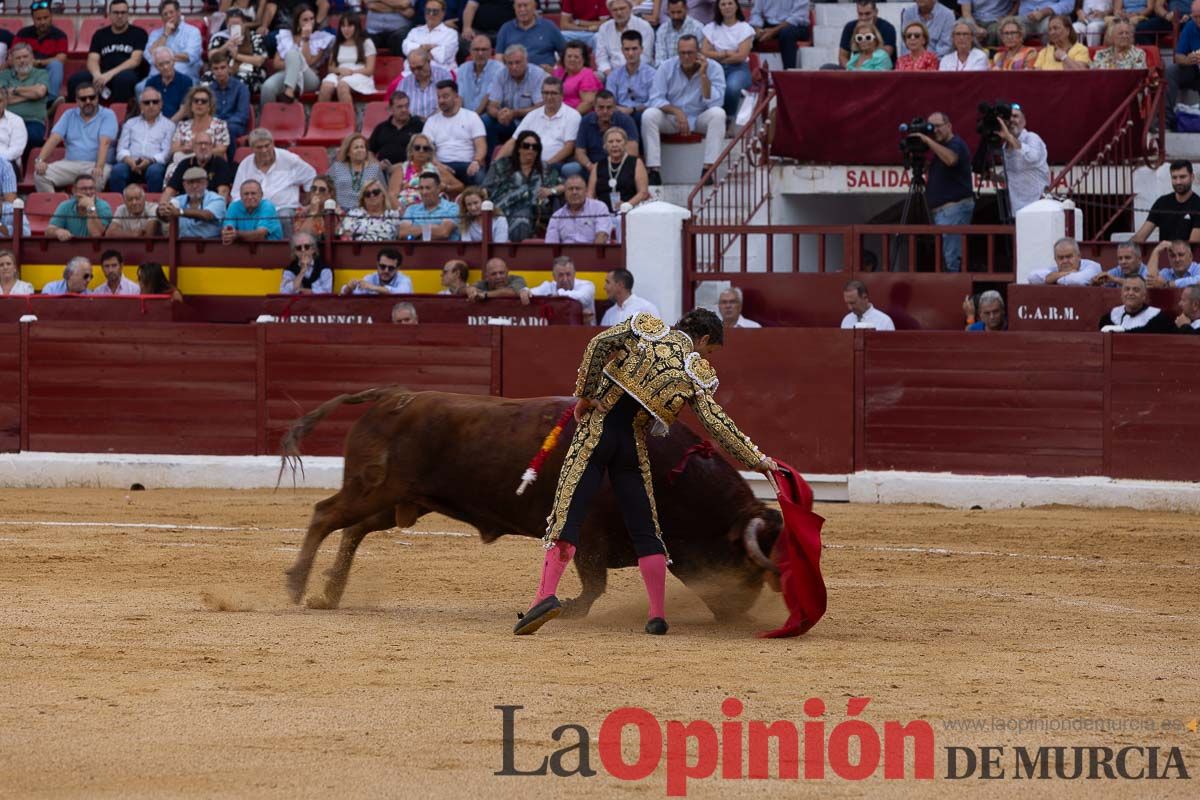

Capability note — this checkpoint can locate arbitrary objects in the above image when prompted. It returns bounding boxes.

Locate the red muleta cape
[758,462,827,638]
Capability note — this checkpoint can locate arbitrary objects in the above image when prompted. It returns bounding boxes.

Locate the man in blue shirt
[340,247,416,294]
[207,52,251,152]
[966,290,1007,331]
[159,166,226,238]
[606,30,655,128]
[914,112,974,273]
[45,173,113,240]
[33,84,118,191]
[145,47,193,121]
[459,34,506,115]
[483,44,546,148]
[1166,0,1200,130]
[1017,0,1075,39]
[1148,238,1200,288]
[397,172,460,240]
[497,0,566,68]
[641,35,725,185]
[40,256,94,295]
[221,179,284,243]
[959,0,1019,44]
[1091,241,1150,287]
[575,90,639,173]
[749,0,810,70]
[144,0,203,81]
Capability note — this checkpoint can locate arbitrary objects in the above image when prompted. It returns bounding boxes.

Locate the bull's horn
[743,518,780,575]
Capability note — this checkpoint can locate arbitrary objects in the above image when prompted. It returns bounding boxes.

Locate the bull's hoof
[284,567,306,605]
[645,617,669,635]
[559,596,593,619]
[305,593,339,610]
[514,595,561,635]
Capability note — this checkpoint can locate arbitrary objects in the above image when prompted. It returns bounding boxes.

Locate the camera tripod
[974,139,1013,224]
[889,154,931,272]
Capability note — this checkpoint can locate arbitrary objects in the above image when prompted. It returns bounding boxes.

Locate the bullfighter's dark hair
[676,308,724,347]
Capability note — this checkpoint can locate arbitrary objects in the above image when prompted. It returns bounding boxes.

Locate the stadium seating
[374,56,406,94]
[0,18,24,36]
[74,18,108,56]
[300,102,357,147]
[361,102,390,140]
[25,193,68,236]
[258,103,307,146]
[99,192,123,211]
[20,147,64,193]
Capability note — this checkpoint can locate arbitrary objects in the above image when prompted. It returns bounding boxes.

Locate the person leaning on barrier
[546,173,616,244]
[964,290,1008,331]
[341,247,414,295]
[280,232,334,295]
[397,171,460,240]
[222,179,284,244]
[107,184,161,238]
[41,256,93,295]
[1147,239,1200,288]
[467,256,530,303]
[911,111,974,273]
[46,173,112,241]
[159,166,226,239]
[1099,276,1176,333]
[391,301,419,324]
[1175,285,1200,333]
[529,255,598,323]
[1026,237,1103,284]
[841,279,896,330]
[1091,241,1149,286]
[439,259,471,296]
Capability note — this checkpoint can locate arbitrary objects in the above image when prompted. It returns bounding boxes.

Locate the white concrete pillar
[1015,198,1083,283]
[624,200,690,323]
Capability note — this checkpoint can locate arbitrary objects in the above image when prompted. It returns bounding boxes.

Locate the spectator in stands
[530,255,597,322]
[601,268,658,323]
[1032,15,1090,69]
[205,9,268,96]
[960,0,1012,45]
[366,0,416,56]
[440,258,471,295]
[145,47,195,121]
[462,0,518,43]
[92,250,139,295]
[223,179,285,243]
[466,256,530,302]
[162,131,234,203]
[458,185,510,241]
[546,173,616,243]
[901,0,954,58]
[501,77,583,178]
[0,158,13,203]
[1148,239,1200,287]
[838,2,896,68]
[423,80,488,186]
[1138,0,1188,45]
[1091,240,1148,285]
[577,90,639,174]
[607,32,655,128]
[370,91,425,172]
[718,286,760,328]
[67,0,147,103]
[144,0,203,86]
[388,133,463,207]
[392,301,419,323]
[319,13,378,103]
[45,173,113,240]
[233,128,318,226]
[106,183,161,237]
[340,177,403,239]
[137,261,182,300]
[841,281,895,329]
[483,44,547,149]
[1073,0,1112,47]
[14,2,68,104]
[589,127,649,218]
[1175,284,1200,332]
[459,35,506,116]
[656,0,705,65]
[642,35,725,185]
[161,166,227,238]
[0,197,29,238]
[1092,20,1148,69]
[941,21,990,71]
[562,0,611,46]
[484,130,561,240]
[403,0,460,70]
[206,51,253,149]
[963,290,1008,330]
[261,5,333,104]
[280,231,334,294]
[702,0,754,117]
[498,0,567,70]
[1019,0,1072,39]
[341,247,415,294]
[293,174,345,240]
[596,0,656,78]
[997,105,1049,214]
[399,171,461,239]
[846,21,892,70]
[0,250,33,296]
[555,41,604,115]
[394,50,454,120]
[897,22,940,71]
[748,0,809,72]
[1026,237,1103,284]
[1132,160,1200,244]
[34,84,117,192]
[165,85,232,186]
[1099,276,1175,332]
[41,256,93,295]
[991,17,1038,70]
[110,87,174,194]
[910,111,973,272]
[330,133,386,211]
[0,43,50,155]
[0,93,28,167]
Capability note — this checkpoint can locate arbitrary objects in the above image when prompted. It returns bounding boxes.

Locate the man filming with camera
[911,112,974,273]
[994,105,1048,216]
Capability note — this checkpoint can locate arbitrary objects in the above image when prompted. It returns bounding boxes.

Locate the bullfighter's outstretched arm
[692,391,766,470]
[573,317,634,399]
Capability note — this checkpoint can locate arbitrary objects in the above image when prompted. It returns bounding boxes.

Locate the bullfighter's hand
[573,397,593,422]
[757,456,779,474]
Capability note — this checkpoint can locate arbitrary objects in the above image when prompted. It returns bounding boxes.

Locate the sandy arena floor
[1,488,1198,799]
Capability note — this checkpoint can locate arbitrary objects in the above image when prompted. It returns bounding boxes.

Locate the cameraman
[996,105,1049,215]
[914,112,974,273]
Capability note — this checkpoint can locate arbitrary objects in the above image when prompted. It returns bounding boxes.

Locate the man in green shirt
[45,173,113,240]
[0,42,50,149]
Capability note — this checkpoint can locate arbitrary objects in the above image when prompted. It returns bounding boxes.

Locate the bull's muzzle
[743,518,780,575]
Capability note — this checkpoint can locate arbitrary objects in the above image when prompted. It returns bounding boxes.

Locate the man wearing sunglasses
[33,83,118,192]
[13,1,68,106]
[837,1,896,68]
[67,0,147,103]
[341,248,414,295]
[110,85,174,194]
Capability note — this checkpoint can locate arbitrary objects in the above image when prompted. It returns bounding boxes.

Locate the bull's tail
[277,387,407,489]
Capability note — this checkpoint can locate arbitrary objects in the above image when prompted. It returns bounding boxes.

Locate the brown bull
[282,389,782,621]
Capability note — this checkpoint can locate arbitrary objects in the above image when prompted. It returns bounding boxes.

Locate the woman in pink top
[896,22,940,71]
[553,40,604,115]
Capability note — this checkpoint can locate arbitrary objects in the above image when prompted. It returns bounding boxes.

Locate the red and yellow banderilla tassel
[516,402,577,495]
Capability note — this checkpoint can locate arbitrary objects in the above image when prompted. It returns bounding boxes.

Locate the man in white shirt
[401,0,460,70]
[0,93,27,165]
[718,287,761,328]
[600,268,659,324]
[91,249,140,295]
[997,106,1048,216]
[231,128,317,232]
[1025,238,1103,285]
[422,79,488,185]
[840,279,896,330]
[501,76,583,178]
[595,0,657,76]
[110,86,175,193]
[529,256,597,323]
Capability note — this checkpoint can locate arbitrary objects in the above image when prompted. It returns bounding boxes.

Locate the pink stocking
[638,554,667,620]
[534,541,576,604]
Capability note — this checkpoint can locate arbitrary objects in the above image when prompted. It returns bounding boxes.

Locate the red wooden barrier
[0,296,177,323]
[1008,285,1183,332]
[0,324,19,452]
[262,294,584,325]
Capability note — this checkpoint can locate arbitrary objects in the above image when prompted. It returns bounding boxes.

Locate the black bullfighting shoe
[513,595,562,635]
[645,618,669,635]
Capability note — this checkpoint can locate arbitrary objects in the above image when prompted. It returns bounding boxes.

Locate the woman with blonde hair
[338,178,402,241]
[897,22,939,71]
[458,186,510,242]
[293,174,346,240]
[846,21,892,71]
[387,133,463,210]
[329,133,386,210]
[991,17,1038,70]
[0,249,33,296]
[588,126,649,213]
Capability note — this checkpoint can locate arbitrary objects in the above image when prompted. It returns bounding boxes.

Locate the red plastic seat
[76,19,109,56]
[25,193,68,236]
[299,102,356,147]
[132,17,160,35]
[99,192,123,211]
[232,146,252,164]
[258,102,307,146]
[374,56,405,92]
[20,147,64,192]
[361,101,390,140]
[0,18,24,36]
[291,146,331,174]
